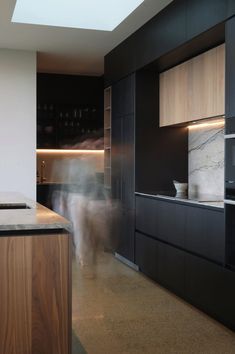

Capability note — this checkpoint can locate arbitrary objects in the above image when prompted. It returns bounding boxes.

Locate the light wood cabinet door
[0,233,71,354]
[160,59,189,126]
[159,44,225,127]
[188,44,225,121]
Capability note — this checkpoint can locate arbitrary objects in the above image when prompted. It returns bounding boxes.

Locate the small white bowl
[173,181,188,194]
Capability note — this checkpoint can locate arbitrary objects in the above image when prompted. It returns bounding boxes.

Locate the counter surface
[135,192,224,210]
[0,192,71,232]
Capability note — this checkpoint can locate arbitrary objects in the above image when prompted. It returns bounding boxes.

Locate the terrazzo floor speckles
[72,253,235,354]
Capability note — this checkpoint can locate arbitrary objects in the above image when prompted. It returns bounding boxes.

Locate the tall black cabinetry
[225,17,235,270]
[111,74,135,262]
[225,17,235,118]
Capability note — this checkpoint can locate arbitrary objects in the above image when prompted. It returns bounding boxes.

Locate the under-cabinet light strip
[187,120,225,130]
[36,149,104,154]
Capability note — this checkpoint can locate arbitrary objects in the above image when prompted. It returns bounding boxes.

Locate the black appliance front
[225,136,235,199]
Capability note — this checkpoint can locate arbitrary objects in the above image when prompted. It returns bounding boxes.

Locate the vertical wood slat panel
[0,236,32,354]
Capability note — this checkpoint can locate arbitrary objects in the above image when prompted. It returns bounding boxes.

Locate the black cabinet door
[112,75,135,118]
[111,75,135,262]
[205,210,225,264]
[136,196,158,236]
[185,252,235,330]
[185,207,205,255]
[136,196,186,248]
[135,231,158,281]
[185,206,225,264]
[227,0,235,17]
[122,114,135,210]
[158,241,185,298]
[111,118,122,201]
[226,17,235,118]
[157,200,186,247]
[186,0,227,40]
[135,231,185,297]
[112,80,123,119]
[116,209,135,262]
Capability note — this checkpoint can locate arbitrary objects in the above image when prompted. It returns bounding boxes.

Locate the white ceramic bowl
[173,181,188,194]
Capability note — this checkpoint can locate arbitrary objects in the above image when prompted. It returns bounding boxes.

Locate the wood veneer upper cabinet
[159,44,225,127]
[160,60,189,126]
[189,44,225,121]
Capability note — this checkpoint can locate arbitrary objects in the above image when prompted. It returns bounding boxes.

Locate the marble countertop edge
[0,192,71,232]
[135,192,224,209]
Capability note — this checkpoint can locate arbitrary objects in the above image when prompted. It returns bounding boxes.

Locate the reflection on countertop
[135,191,224,209]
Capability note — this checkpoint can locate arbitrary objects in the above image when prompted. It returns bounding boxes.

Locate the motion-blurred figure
[51,155,119,275]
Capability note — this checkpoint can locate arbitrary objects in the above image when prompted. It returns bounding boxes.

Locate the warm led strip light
[36,149,104,154]
[188,119,225,130]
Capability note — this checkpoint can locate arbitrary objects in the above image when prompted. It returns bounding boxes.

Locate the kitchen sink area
[0,203,31,209]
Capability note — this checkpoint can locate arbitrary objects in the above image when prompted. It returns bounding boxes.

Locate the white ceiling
[0,0,173,76]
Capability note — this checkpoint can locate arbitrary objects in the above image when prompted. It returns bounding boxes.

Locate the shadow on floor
[72,329,87,354]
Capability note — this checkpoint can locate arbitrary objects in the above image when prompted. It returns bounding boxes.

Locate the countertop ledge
[135,192,224,210]
[0,192,71,232]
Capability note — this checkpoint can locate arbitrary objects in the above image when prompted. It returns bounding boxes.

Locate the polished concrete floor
[72,252,235,354]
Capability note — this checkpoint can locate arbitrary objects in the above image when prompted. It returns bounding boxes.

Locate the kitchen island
[0,192,72,354]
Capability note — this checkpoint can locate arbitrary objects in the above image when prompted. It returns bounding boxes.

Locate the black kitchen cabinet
[227,0,235,17]
[105,0,227,84]
[111,75,135,262]
[135,0,187,70]
[185,252,235,330]
[136,231,235,330]
[112,75,135,118]
[225,17,235,118]
[185,205,225,264]
[37,103,102,148]
[135,232,185,297]
[112,114,135,210]
[121,115,135,210]
[37,74,103,148]
[136,195,225,264]
[116,209,135,262]
[157,240,185,297]
[225,204,235,269]
[135,231,158,281]
[111,118,122,201]
[136,196,158,237]
[186,0,227,41]
[157,200,186,247]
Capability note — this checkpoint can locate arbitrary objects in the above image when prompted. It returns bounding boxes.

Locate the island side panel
[0,232,71,354]
[0,236,32,354]
[32,233,71,354]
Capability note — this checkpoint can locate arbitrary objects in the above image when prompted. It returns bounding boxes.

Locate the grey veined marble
[188,126,224,198]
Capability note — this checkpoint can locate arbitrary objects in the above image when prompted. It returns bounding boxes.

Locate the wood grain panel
[0,236,32,354]
[160,43,225,127]
[189,43,225,121]
[0,233,71,354]
[160,60,188,126]
[32,234,70,354]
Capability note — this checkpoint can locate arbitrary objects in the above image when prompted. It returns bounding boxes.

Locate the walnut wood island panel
[0,193,72,354]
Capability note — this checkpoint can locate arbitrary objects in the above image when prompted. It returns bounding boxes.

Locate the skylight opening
[12,0,145,31]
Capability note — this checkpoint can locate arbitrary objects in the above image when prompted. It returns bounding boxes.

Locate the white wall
[0,49,36,199]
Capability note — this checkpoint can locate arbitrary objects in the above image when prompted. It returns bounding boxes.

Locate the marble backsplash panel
[188,125,224,198]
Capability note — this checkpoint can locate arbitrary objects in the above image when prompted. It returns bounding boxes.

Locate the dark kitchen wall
[37,73,104,147]
[37,73,103,107]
